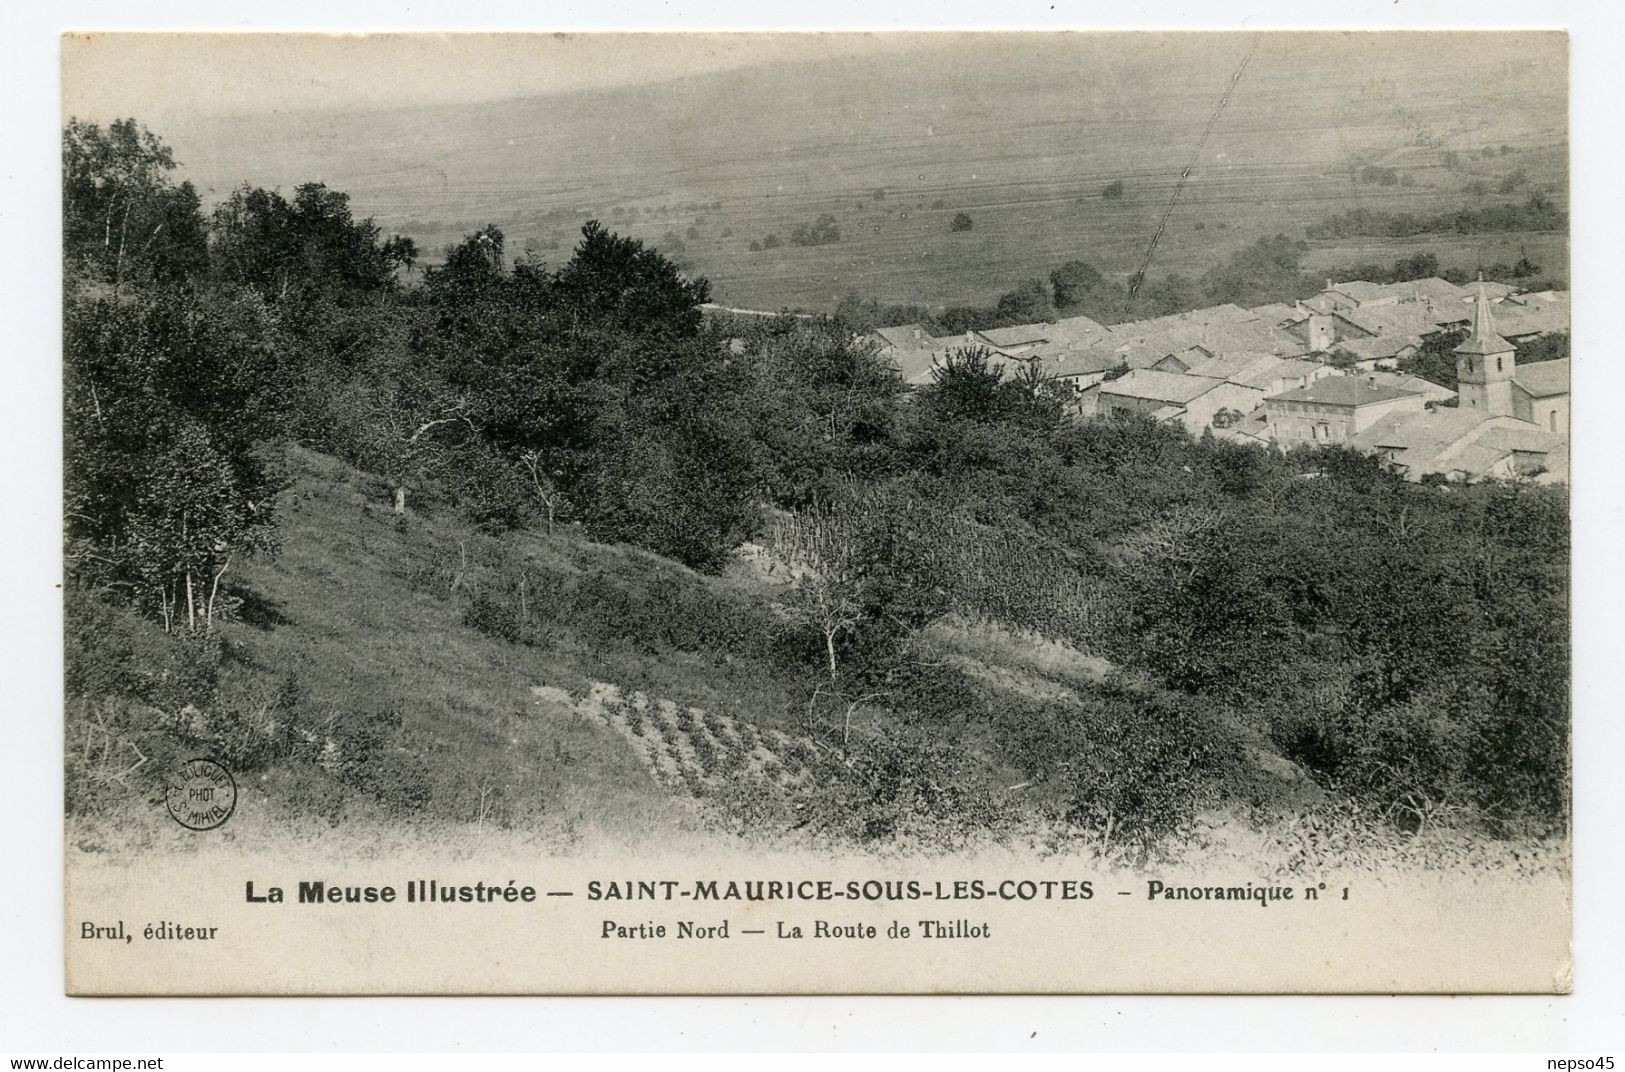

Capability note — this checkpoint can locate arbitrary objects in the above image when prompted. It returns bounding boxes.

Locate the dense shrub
[65,593,222,711]
[463,591,523,643]
[1307,193,1566,240]
[796,725,1005,847]
[994,679,1244,849]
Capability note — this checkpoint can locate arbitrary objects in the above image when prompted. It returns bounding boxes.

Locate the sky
[61,32,964,123]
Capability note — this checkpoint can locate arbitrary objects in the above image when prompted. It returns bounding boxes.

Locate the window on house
[1549,410,1557,432]
[1497,356,1503,373]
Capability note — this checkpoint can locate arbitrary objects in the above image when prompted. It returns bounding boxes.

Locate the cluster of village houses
[867,276,1571,484]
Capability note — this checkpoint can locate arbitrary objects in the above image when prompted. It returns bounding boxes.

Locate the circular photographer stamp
[165,758,238,831]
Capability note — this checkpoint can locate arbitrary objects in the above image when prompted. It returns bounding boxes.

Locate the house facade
[1097,370,1265,438]
[1264,377,1425,445]
[1512,358,1570,435]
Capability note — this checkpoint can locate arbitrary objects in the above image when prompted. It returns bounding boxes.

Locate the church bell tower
[1455,279,1517,416]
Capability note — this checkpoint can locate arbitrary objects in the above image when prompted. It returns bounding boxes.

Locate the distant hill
[151,33,1568,310]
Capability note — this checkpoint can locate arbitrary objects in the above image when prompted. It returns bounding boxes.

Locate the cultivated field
[151,33,1569,311]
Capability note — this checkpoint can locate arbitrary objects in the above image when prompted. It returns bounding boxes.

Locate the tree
[789,214,840,247]
[334,366,480,516]
[65,287,288,628]
[1197,234,1311,307]
[920,347,1008,422]
[1050,260,1106,311]
[210,182,411,301]
[423,225,506,304]
[382,235,419,275]
[553,221,711,338]
[771,505,872,688]
[1398,327,1467,392]
[570,361,761,571]
[1391,251,1440,282]
[1101,179,1125,200]
[950,212,974,233]
[992,278,1053,325]
[1141,272,1202,317]
[62,118,208,286]
[741,318,906,506]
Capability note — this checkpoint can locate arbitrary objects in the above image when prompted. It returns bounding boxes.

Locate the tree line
[1305,192,1566,241]
[834,232,1564,339]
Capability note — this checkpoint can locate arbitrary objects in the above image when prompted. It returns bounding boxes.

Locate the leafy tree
[1514,332,1567,363]
[741,318,905,506]
[553,220,710,338]
[789,213,841,247]
[1398,326,1467,392]
[1141,272,1202,316]
[571,357,760,571]
[62,118,208,286]
[1050,260,1106,311]
[949,212,974,233]
[65,287,288,628]
[1101,179,1125,200]
[1198,234,1311,307]
[1391,251,1440,281]
[919,347,1008,422]
[992,277,1053,324]
[210,182,412,301]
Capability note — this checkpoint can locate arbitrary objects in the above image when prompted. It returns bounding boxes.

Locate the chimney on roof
[1325,279,1333,291]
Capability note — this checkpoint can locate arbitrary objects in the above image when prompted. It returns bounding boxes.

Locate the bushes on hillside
[990,677,1244,850]
[789,214,841,247]
[65,288,289,632]
[1306,193,1567,240]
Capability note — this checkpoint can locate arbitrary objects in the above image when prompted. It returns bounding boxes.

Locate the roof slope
[1041,348,1122,378]
[1337,303,1440,339]
[1364,369,1456,401]
[871,324,932,350]
[1099,369,1225,405]
[1349,410,1562,479]
[1270,377,1418,406]
[1513,358,1570,398]
[1335,333,1424,361]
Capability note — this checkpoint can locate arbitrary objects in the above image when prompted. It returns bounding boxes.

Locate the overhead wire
[1128,37,1261,299]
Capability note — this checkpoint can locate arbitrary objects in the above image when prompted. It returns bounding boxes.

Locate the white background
[2,0,1621,1053]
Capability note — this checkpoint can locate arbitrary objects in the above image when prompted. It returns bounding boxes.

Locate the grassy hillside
[67,444,1072,848]
[67,442,1569,878]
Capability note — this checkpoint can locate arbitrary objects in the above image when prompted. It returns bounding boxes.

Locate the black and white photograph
[53,29,1575,996]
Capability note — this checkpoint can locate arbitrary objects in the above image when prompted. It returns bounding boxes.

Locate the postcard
[61,30,1571,994]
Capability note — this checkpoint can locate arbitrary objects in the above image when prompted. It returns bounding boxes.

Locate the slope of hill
[65,439,1570,880]
[148,33,1568,310]
[65,445,1109,849]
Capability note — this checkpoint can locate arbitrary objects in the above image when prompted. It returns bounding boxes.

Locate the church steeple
[1454,279,1517,416]
[1455,278,1515,358]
